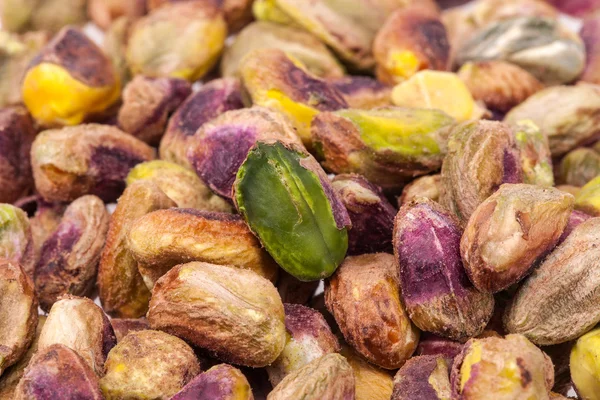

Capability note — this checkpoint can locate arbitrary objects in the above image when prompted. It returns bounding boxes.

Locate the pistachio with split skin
[171,364,254,400]
[391,356,451,400]
[88,0,147,30]
[159,77,244,169]
[327,76,392,110]
[340,345,393,400]
[570,327,600,400]
[0,0,88,34]
[574,175,600,216]
[0,205,34,278]
[399,175,441,206]
[311,107,455,191]
[557,147,600,187]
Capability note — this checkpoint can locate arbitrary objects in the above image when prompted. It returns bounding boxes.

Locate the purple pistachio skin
[159,77,244,167]
[327,76,392,109]
[557,210,592,244]
[15,344,104,400]
[393,198,494,341]
[110,318,150,342]
[581,15,600,84]
[391,356,451,400]
[415,333,464,363]
[171,364,253,400]
[332,174,396,255]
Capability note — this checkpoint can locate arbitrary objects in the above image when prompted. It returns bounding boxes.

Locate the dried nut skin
[31,123,155,203]
[325,253,420,369]
[35,195,110,311]
[505,85,600,157]
[0,204,34,278]
[558,209,592,245]
[267,304,340,387]
[581,15,600,84]
[126,160,232,212]
[400,174,441,206]
[100,329,200,399]
[22,27,120,127]
[98,181,176,318]
[513,120,554,187]
[0,106,35,203]
[159,77,244,168]
[234,141,351,281]
[391,356,451,400]
[127,209,278,289]
[340,345,393,400]
[457,61,543,113]
[222,21,345,79]
[1,0,87,34]
[374,6,450,84]
[0,260,37,377]
[440,120,523,222]
[29,201,65,267]
[239,49,347,145]
[455,17,585,85]
[88,0,147,30]
[14,344,103,400]
[558,148,600,187]
[504,218,600,345]
[327,76,392,110]
[311,107,455,191]
[117,76,191,145]
[147,262,286,368]
[126,2,226,81]
[110,318,149,343]
[575,175,600,216]
[570,328,600,399]
[267,353,355,400]
[394,198,494,341]
[332,174,397,255]
[415,333,464,362]
[451,334,554,399]
[171,363,253,400]
[188,107,302,200]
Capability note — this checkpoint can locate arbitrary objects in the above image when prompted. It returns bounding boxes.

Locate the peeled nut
[575,175,600,216]
[0,204,34,278]
[171,364,253,400]
[399,174,441,206]
[327,76,392,110]
[1,0,88,34]
[570,327,600,400]
[340,345,394,400]
[391,356,451,400]
[557,147,600,187]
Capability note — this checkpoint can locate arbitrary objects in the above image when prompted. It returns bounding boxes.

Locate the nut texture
[0,204,34,278]
[570,328,600,400]
[557,147,600,187]
[399,174,441,206]
[340,345,393,400]
[327,76,392,110]
[110,318,149,343]
[171,364,254,400]
[391,356,451,400]
[575,175,600,216]
[513,120,554,187]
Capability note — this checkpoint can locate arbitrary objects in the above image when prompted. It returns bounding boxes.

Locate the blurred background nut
[35,195,109,311]
[98,181,176,318]
[88,0,147,30]
[580,15,600,85]
[126,160,232,211]
[546,0,600,17]
[234,141,350,281]
[557,147,600,187]
[0,260,38,377]
[327,76,392,110]
[103,16,133,87]
[373,5,450,84]
[14,344,103,400]
[171,363,253,400]
[575,176,600,216]
[0,0,87,34]
[0,205,34,278]
[399,175,441,206]
[221,21,345,79]
[471,0,558,26]
[451,334,554,399]
[394,198,494,341]
[127,209,278,289]
[38,295,116,375]
[100,329,200,399]
[118,76,191,145]
[159,77,244,168]
[126,2,227,81]
[22,27,120,127]
[147,262,286,368]
[267,304,340,387]
[340,345,393,400]
[31,124,155,203]
[332,174,397,255]
[570,327,600,399]
[188,107,301,201]
[267,353,355,400]
[391,355,451,400]
[325,253,420,369]
[504,218,600,345]
[513,120,554,187]
[110,318,149,343]
[312,108,455,192]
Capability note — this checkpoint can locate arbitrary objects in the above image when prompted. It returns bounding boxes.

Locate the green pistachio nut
[0,204,34,278]
[570,328,600,400]
[575,175,600,216]
[513,120,554,187]
[558,147,600,187]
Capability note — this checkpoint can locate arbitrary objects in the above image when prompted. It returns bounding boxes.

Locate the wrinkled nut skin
[312,107,455,191]
[127,208,278,289]
[14,344,103,400]
[392,356,451,400]
[188,107,301,200]
[458,61,543,114]
[0,261,38,377]
[513,120,554,187]
[31,123,155,203]
[461,184,573,293]
[340,345,393,400]
[38,295,116,376]
[22,27,120,127]
[267,353,355,400]
[239,48,347,146]
[0,204,34,278]
[581,15,600,85]
[171,363,254,400]
[394,198,494,341]
[147,262,286,368]
[1,0,87,34]
[440,120,523,223]
[505,85,600,157]
[332,174,397,255]
[575,176,600,216]
[98,181,176,318]
[126,160,231,212]
[558,147,600,187]
[35,195,110,311]
[0,106,36,203]
[118,76,191,145]
[88,0,147,30]
[325,253,420,369]
[373,6,450,84]
[126,2,226,81]
[570,328,600,399]
[415,333,464,362]
[267,304,340,387]
[110,318,150,343]
[222,21,345,79]
[558,209,592,245]
[100,330,200,400]
[504,218,600,345]
[399,174,441,206]
[159,77,244,169]
[277,271,320,305]
[327,76,392,110]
